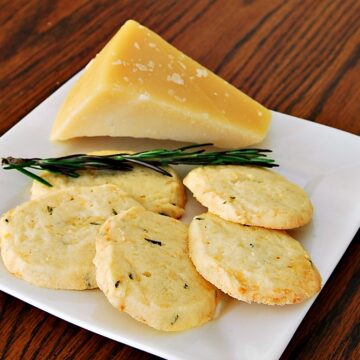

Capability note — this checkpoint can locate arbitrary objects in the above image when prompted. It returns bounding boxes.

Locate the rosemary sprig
[1,144,278,187]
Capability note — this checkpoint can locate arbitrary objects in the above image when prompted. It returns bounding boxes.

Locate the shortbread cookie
[183,165,312,229]
[94,207,218,331]
[189,212,321,305]
[31,150,186,218]
[0,185,141,290]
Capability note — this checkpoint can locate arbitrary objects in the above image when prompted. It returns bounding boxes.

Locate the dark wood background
[0,0,359,359]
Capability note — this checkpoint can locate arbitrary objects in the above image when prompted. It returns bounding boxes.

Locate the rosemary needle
[1,144,278,187]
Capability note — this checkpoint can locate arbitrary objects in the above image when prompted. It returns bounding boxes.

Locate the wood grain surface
[0,0,359,359]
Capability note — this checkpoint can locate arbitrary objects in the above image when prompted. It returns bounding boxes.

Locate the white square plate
[0,73,359,360]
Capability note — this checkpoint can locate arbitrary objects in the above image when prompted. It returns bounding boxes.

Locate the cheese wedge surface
[51,20,271,148]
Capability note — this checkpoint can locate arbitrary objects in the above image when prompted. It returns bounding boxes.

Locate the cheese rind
[51,20,271,148]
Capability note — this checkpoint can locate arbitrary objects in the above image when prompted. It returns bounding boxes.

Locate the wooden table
[0,0,359,359]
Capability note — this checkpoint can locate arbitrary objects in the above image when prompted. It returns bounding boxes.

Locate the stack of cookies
[184,165,321,305]
[0,155,321,332]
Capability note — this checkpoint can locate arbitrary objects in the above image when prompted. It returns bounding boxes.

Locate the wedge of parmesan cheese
[51,20,271,148]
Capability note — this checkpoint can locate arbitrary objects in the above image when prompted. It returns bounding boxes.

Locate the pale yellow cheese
[51,20,271,148]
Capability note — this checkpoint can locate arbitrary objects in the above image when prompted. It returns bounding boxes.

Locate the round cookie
[94,207,218,331]
[0,185,141,290]
[189,212,321,305]
[31,150,186,219]
[183,165,313,229]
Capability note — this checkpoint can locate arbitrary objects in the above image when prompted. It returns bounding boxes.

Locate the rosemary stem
[1,143,278,186]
